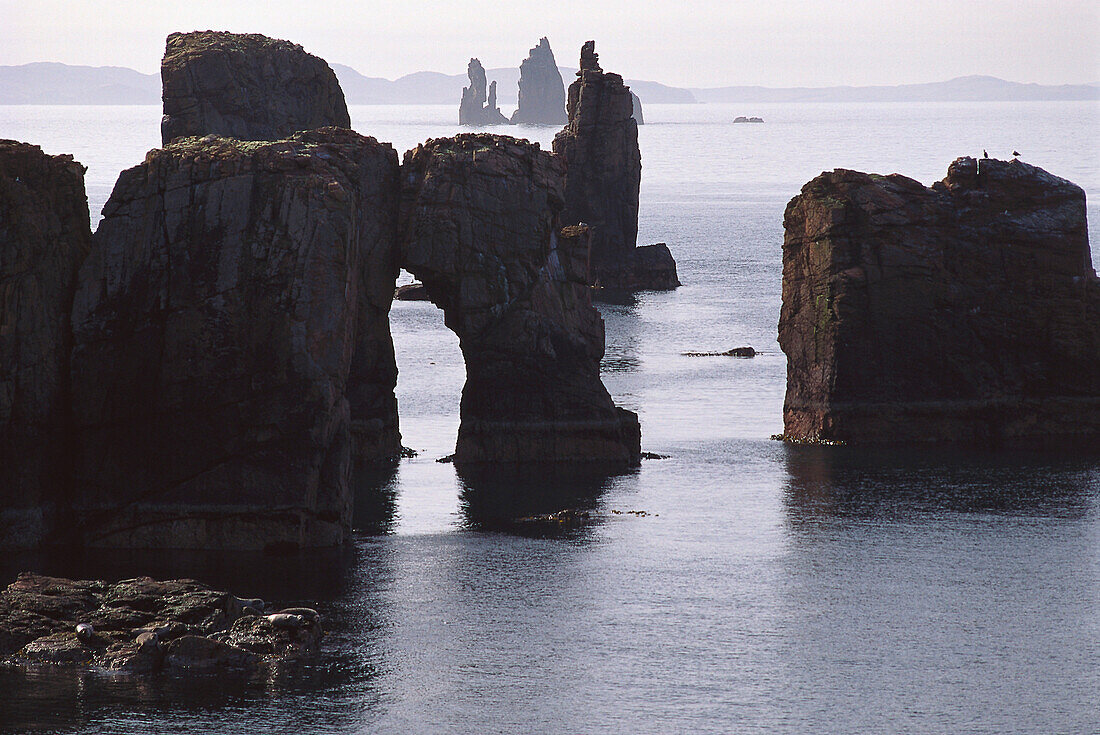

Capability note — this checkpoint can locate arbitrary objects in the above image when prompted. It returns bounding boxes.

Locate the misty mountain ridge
[1,62,1095,106]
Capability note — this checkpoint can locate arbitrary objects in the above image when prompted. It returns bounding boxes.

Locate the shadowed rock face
[0,141,92,548]
[510,38,568,125]
[553,42,677,290]
[70,128,401,549]
[779,157,1100,444]
[160,31,351,145]
[399,134,641,465]
[458,58,509,126]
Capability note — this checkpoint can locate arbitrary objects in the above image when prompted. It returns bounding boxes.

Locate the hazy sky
[3,0,1098,87]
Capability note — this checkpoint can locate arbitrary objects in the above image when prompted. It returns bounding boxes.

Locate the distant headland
[0,62,1095,105]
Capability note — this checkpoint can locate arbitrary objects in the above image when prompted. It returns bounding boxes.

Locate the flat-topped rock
[0,140,93,548]
[778,157,1100,444]
[70,128,401,549]
[160,31,351,144]
[399,134,640,465]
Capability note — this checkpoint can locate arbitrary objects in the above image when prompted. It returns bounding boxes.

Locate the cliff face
[160,31,351,145]
[0,141,92,547]
[399,134,641,465]
[779,157,1100,444]
[553,42,676,290]
[70,129,401,549]
[510,38,568,125]
[458,58,509,126]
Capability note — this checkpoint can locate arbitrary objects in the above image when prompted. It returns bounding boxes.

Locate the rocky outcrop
[510,38,568,125]
[0,572,322,674]
[553,42,677,290]
[160,31,351,145]
[0,141,93,548]
[458,58,509,126]
[631,92,644,125]
[778,157,1100,444]
[70,128,401,549]
[399,134,640,465]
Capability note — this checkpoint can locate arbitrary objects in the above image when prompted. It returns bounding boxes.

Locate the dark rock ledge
[0,573,321,675]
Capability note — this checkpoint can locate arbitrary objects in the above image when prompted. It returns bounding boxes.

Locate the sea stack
[458,58,509,125]
[778,157,1100,444]
[69,129,402,549]
[160,31,351,145]
[399,134,641,466]
[631,92,644,125]
[0,141,93,547]
[553,42,677,290]
[510,38,568,125]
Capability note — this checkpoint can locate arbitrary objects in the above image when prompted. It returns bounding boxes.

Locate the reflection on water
[783,442,1100,524]
[352,463,399,535]
[456,463,630,535]
[596,293,642,375]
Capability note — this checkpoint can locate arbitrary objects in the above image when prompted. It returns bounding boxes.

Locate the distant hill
[331,64,697,105]
[2,63,1095,106]
[691,75,1100,103]
[0,62,159,104]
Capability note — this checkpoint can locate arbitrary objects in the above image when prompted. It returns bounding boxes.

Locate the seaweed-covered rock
[160,31,351,145]
[0,572,322,675]
[778,157,1100,444]
[553,42,677,290]
[0,140,93,548]
[510,38,568,125]
[70,128,400,549]
[399,134,640,465]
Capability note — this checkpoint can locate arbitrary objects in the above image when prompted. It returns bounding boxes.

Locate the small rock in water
[683,346,755,357]
[640,451,671,460]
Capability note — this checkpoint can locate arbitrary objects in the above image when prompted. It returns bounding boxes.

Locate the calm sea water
[1,102,1098,734]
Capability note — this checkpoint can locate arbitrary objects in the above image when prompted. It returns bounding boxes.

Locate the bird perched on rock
[75,623,94,642]
[983,149,989,158]
[1012,150,1021,158]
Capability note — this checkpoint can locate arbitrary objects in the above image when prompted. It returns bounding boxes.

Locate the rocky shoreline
[0,573,322,675]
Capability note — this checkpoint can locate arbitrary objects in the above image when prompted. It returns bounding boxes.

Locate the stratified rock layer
[0,141,92,548]
[510,38,568,125]
[779,157,1100,444]
[160,31,351,145]
[399,134,640,465]
[0,572,322,674]
[70,128,401,549]
[553,42,677,290]
[458,58,509,126]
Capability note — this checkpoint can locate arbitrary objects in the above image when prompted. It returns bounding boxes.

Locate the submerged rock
[458,58,509,126]
[0,141,93,548]
[0,572,322,674]
[399,134,641,465]
[553,42,677,290]
[70,128,401,550]
[510,38,568,125]
[160,31,351,145]
[779,157,1100,444]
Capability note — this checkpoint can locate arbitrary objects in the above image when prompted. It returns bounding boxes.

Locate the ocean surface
[1,102,1098,734]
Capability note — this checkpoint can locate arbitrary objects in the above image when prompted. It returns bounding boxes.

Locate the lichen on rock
[160,31,351,145]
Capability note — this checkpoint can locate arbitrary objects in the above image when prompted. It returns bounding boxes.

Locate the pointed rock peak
[580,41,601,74]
